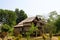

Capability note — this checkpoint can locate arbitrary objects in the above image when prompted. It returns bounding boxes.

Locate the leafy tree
[48,11,60,33]
[1,24,10,32]
[0,9,17,37]
[44,11,58,33]
[54,15,60,33]
[0,9,17,27]
[48,11,58,22]
[43,11,58,40]
[15,8,27,24]
[44,22,56,33]
[1,24,10,40]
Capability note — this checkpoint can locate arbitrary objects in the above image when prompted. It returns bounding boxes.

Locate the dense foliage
[44,11,58,33]
[15,8,27,24]
[0,9,17,27]
[1,24,10,32]
[0,9,27,33]
[54,15,60,33]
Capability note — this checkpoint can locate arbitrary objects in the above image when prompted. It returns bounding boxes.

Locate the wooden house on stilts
[14,16,45,37]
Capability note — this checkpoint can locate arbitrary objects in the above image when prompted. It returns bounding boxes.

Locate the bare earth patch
[52,37,58,40]
[0,38,2,40]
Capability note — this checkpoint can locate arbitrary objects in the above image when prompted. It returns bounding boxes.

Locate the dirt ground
[52,37,58,40]
[0,36,58,40]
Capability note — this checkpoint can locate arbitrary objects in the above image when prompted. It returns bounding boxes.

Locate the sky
[0,0,60,17]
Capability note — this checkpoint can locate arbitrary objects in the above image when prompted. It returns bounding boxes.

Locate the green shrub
[15,34,22,40]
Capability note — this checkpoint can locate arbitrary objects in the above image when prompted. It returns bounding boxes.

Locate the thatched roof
[14,17,36,27]
[14,15,45,28]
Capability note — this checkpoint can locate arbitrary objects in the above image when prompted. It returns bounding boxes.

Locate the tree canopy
[0,9,17,27]
[44,11,58,33]
[0,9,28,33]
[54,15,60,33]
[15,8,28,24]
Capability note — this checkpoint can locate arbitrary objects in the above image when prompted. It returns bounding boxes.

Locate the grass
[58,36,60,40]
